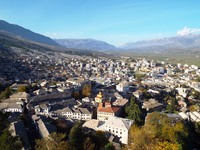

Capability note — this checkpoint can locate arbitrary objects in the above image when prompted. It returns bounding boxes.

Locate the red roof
[98,106,120,113]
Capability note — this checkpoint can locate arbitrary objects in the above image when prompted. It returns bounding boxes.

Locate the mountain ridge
[120,34,200,54]
[0,20,59,46]
[1,19,200,55]
[54,38,117,51]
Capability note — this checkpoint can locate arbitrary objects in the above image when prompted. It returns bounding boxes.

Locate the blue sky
[0,0,200,45]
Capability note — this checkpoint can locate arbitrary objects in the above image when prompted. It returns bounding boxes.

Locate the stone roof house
[142,99,163,112]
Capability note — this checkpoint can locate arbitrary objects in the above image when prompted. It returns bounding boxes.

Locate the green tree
[194,77,200,82]
[104,142,115,150]
[191,90,200,99]
[184,121,200,149]
[161,122,188,145]
[145,112,171,136]
[0,130,22,150]
[0,112,9,132]
[125,97,142,125]
[17,86,29,93]
[166,97,176,113]
[135,74,145,83]
[69,122,83,149]
[128,125,155,150]
[35,132,71,150]
[155,141,181,150]
[127,112,189,150]
[92,131,108,149]
[82,84,91,97]
[0,83,4,93]
[0,87,12,100]
[83,137,95,150]
[138,86,151,99]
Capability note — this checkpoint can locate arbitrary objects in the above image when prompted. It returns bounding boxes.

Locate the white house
[83,116,134,144]
[176,88,189,98]
[156,67,165,74]
[60,107,92,120]
[187,112,200,122]
[33,89,47,95]
[116,81,129,94]
[0,102,23,113]
[48,105,93,121]
[67,77,90,88]
[82,97,91,102]
[189,82,200,92]
[99,116,133,144]
[35,103,51,115]
[179,111,200,122]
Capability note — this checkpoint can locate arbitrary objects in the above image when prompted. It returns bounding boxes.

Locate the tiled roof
[98,106,120,113]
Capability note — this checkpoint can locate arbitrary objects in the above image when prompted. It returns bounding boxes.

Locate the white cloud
[45,32,60,38]
[177,26,200,36]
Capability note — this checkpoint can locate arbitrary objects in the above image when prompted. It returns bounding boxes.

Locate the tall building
[95,92,105,103]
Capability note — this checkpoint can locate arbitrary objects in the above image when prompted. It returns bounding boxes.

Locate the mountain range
[55,35,200,54]
[0,20,59,46]
[1,19,200,55]
[120,34,200,54]
[54,39,117,51]
[0,21,111,62]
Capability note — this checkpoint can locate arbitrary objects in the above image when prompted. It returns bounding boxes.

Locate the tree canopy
[0,87,12,100]
[17,85,29,93]
[104,142,115,150]
[35,132,71,150]
[0,129,22,150]
[125,97,142,125]
[69,122,83,149]
[82,84,91,97]
[0,112,22,150]
[127,112,193,150]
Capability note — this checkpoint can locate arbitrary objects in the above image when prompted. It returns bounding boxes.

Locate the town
[0,53,200,150]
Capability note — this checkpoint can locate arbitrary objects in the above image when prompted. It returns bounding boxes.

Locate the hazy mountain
[0,20,59,46]
[120,34,200,54]
[0,30,65,53]
[55,39,117,51]
[0,30,111,59]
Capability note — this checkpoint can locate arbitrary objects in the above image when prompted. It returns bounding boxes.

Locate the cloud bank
[177,26,200,36]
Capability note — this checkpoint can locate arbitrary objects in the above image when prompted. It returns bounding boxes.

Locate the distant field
[116,51,200,67]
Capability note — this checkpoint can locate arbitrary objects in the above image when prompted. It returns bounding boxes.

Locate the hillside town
[0,54,200,150]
